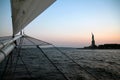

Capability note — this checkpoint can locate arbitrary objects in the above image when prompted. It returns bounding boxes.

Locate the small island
[84,33,120,49]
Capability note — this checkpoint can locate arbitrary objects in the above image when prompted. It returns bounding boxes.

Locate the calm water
[0,48,120,80]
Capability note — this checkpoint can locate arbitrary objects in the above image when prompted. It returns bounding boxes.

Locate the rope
[23,36,36,45]
[24,35,51,45]
[26,35,99,80]
[0,35,100,80]
[13,36,24,75]
[19,53,34,79]
[37,46,70,80]
[52,45,99,80]
[12,36,34,80]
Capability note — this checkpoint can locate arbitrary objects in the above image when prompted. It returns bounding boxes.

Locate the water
[0,48,120,80]
[63,49,120,79]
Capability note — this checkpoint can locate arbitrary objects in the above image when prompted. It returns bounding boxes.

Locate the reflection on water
[0,48,120,80]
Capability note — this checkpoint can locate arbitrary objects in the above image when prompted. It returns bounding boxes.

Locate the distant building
[83,33,120,49]
[84,33,97,49]
[91,33,97,48]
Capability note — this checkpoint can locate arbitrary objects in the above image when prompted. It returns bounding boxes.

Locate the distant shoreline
[83,44,120,49]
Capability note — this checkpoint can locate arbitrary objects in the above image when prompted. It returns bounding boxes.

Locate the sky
[0,0,120,47]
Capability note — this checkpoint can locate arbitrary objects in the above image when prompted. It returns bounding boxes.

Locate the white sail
[0,0,56,63]
[11,0,56,35]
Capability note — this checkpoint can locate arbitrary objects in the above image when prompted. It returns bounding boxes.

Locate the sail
[11,0,56,35]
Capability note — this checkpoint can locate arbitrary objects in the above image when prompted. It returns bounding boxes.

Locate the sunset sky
[0,0,120,47]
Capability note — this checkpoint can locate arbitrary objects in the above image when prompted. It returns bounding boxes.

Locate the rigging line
[13,35,23,74]
[22,47,48,80]
[37,46,70,80]
[52,45,99,80]
[21,35,98,80]
[24,34,51,45]
[11,47,18,64]
[25,35,51,46]
[24,36,37,45]
[17,37,34,79]
[21,36,97,79]
[12,36,24,80]
[12,36,33,80]
[14,37,39,80]
[8,51,14,78]
[18,53,35,79]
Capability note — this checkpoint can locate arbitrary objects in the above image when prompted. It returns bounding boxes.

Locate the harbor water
[0,48,120,80]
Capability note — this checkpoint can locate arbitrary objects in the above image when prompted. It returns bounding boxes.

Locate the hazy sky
[0,0,120,47]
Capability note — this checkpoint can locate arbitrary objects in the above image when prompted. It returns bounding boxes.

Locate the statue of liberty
[91,33,97,48]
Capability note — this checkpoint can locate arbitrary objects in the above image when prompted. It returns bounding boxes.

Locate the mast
[11,0,56,35]
[0,0,56,63]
